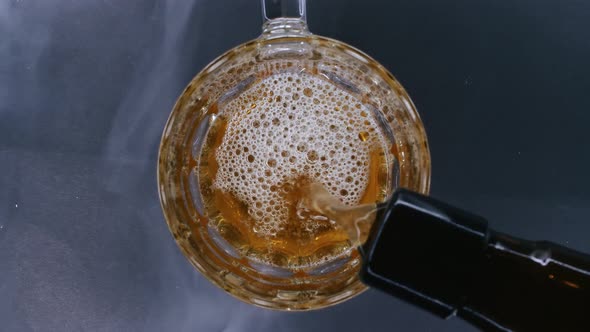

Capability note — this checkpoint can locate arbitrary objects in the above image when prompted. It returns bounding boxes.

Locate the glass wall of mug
[158,0,430,310]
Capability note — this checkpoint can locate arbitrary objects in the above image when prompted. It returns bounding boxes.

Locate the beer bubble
[213,72,391,239]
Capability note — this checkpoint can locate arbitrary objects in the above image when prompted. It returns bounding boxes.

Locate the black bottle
[360,189,590,332]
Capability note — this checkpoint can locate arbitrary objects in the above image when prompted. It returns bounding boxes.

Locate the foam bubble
[214,72,387,237]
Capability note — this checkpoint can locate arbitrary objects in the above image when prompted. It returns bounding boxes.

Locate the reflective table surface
[1,0,589,331]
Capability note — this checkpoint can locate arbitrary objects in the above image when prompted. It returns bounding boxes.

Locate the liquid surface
[301,182,378,247]
[197,71,393,269]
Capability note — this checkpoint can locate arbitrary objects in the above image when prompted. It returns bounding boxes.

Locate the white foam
[214,72,388,237]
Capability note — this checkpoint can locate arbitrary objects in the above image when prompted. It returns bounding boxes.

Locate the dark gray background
[1,0,589,331]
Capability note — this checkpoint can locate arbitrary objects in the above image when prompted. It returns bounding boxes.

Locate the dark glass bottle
[360,189,590,332]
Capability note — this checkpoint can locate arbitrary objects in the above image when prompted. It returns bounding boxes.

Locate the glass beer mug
[158,0,430,310]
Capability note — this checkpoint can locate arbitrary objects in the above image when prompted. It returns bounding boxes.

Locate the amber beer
[158,13,431,309]
[196,70,394,270]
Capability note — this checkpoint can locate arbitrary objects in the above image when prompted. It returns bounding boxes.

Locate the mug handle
[261,0,310,37]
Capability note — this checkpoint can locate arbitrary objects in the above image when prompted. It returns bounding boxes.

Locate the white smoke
[101,1,195,163]
[0,0,282,331]
[96,0,282,331]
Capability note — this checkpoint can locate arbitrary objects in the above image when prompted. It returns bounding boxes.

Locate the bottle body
[459,233,590,331]
[361,189,590,331]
